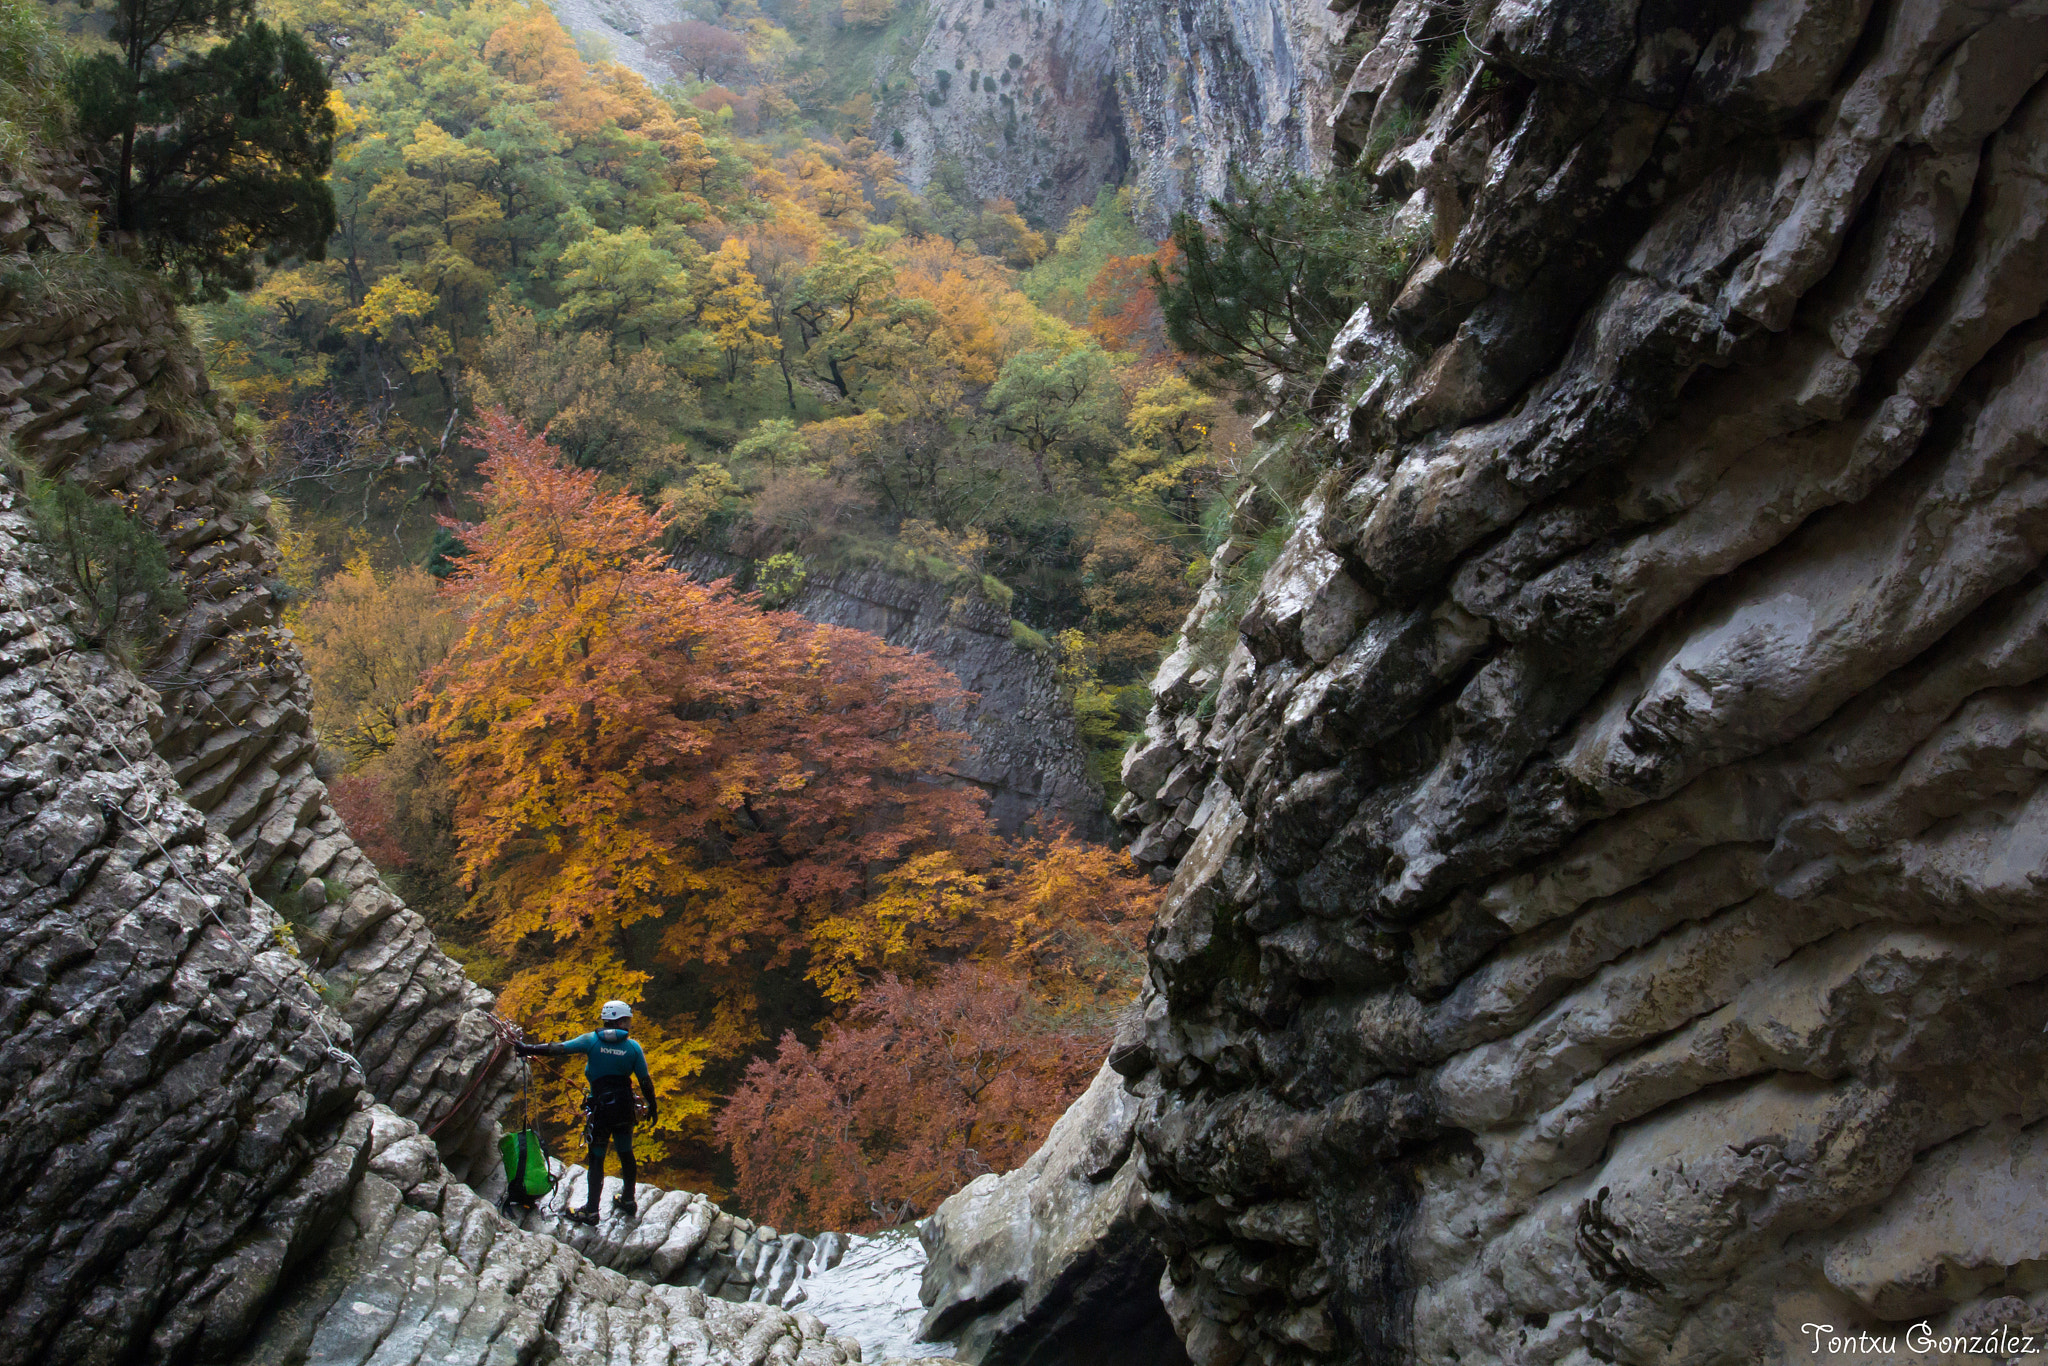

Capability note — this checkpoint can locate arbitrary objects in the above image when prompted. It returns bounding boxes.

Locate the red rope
[424,1012,522,1139]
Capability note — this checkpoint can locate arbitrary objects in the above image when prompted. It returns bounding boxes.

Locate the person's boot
[614,1195,637,1217]
[565,1206,600,1226]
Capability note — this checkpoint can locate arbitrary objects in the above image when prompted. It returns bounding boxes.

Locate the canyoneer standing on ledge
[517,1000,659,1224]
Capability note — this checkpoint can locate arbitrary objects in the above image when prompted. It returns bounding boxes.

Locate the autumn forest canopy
[18,0,1400,1226]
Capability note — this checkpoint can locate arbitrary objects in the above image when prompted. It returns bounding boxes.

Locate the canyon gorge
[4,0,2048,1364]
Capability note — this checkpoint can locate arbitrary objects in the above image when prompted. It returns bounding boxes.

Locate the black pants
[585,1121,635,1211]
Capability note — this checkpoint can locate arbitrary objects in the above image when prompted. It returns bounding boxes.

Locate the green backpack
[500,1126,554,1205]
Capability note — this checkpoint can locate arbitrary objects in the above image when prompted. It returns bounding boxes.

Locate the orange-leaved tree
[717,963,1105,1231]
[422,409,989,1163]
[716,834,1158,1228]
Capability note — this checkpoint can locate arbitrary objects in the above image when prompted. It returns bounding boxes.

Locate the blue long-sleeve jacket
[521,1028,656,1114]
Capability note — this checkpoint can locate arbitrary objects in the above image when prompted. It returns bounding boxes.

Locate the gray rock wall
[0,156,517,1186]
[883,0,1128,229]
[1111,0,2048,1362]
[879,0,1350,233]
[1111,0,1351,233]
[676,549,1105,837]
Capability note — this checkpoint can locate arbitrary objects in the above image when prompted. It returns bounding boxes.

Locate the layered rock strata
[675,549,1104,837]
[247,1106,864,1366]
[0,157,514,1182]
[1112,0,2048,1361]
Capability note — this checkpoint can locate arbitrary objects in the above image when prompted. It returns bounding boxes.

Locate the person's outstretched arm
[517,1032,594,1058]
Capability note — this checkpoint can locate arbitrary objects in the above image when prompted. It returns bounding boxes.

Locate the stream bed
[789,1227,939,1362]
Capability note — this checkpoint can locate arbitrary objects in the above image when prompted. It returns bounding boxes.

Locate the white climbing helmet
[600,1000,632,1025]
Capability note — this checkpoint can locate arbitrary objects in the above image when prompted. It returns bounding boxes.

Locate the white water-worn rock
[509,1163,849,1305]
[919,1059,1186,1366]
[796,1228,937,1364]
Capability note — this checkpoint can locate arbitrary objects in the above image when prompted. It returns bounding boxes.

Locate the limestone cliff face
[882,0,1346,231]
[883,0,1127,229]
[1111,0,1350,233]
[1104,0,2048,1362]
[676,549,1105,837]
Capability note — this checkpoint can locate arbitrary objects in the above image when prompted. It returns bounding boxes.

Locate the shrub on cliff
[1151,168,1417,402]
[22,474,186,654]
[65,0,336,299]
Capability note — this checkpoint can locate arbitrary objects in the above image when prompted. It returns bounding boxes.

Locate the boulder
[920,1059,1188,1366]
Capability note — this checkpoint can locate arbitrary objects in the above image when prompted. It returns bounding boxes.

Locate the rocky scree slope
[0,154,864,1365]
[676,547,1103,837]
[1101,0,2048,1362]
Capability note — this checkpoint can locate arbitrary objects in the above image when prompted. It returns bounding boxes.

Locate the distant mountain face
[545,0,687,81]
[879,0,1350,232]
[876,0,1128,231]
[539,0,1349,233]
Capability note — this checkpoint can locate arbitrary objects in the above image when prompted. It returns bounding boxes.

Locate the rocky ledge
[513,1166,850,1306]
[919,1052,1186,1366]
[1101,0,2048,1362]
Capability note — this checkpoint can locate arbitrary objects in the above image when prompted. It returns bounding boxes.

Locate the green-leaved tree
[1150,169,1415,400]
[67,0,337,298]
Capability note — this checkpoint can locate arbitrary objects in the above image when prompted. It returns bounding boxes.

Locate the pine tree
[1149,170,1414,399]
[66,0,337,298]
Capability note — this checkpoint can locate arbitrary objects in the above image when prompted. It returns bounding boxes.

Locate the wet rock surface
[919,1059,1188,1366]
[1107,0,2048,1362]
